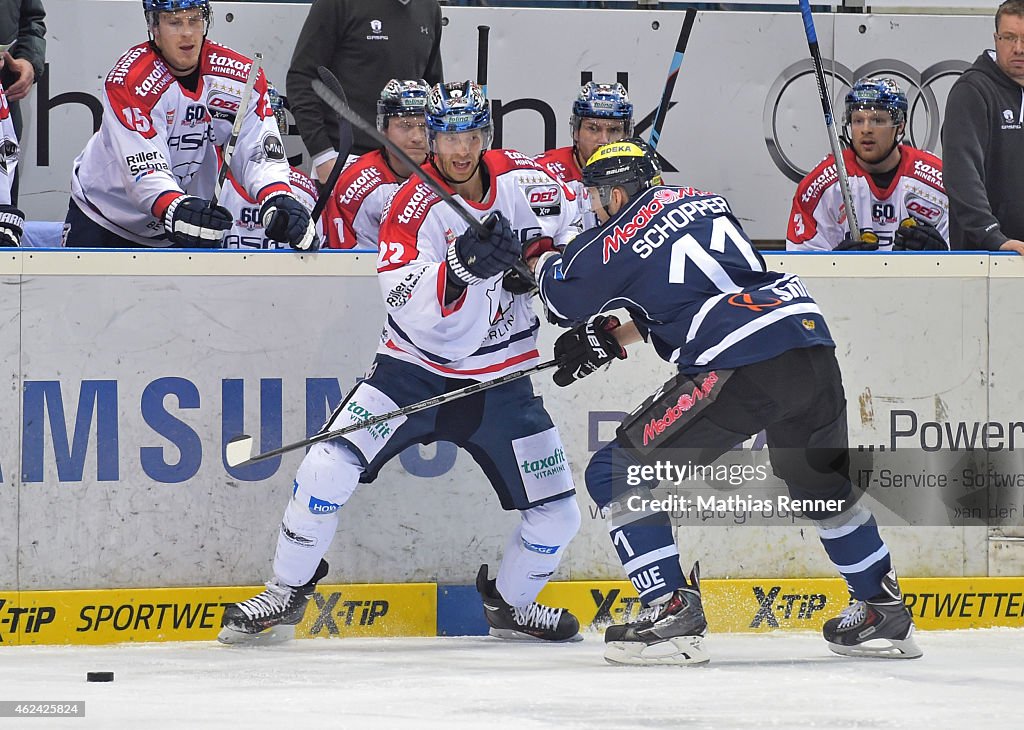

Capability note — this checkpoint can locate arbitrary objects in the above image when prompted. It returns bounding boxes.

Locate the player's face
[432,129,486,184]
[995,14,1024,83]
[385,116,428,166]
[152,9,206,75]
[587,185,626,224]
[574,118,629,165]
[849,108,900,165]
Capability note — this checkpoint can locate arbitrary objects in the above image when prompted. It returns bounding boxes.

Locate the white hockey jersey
[221,167,320,249]
[70,41,292,246]
[0,81,17,207]
[787,146,948,251]
[376,149,577,380]
[535,145,591,232]
[323,148,401,250]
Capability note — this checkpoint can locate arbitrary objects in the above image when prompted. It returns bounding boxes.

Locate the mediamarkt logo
[643,372,719,446]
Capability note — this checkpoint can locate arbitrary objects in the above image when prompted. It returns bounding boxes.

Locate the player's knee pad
[771,410,852,519]
[290,439,364,517]
[520,495,581,553]
[585,439,652,510]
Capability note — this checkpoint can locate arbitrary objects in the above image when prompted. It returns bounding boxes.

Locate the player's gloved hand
[503,235,557,294]
[260,193,318,251]
[163,196,232,248]
[0,204,25,247]
[447,212,522,286]
[835,230,880,252]
[893,217,948,251]
[552,314,627,387]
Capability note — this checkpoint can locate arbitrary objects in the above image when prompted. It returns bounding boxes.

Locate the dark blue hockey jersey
[536,186,835,374]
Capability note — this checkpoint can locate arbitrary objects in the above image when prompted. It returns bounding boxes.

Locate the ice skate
[823,569,922,659]
[475,564,582,642]
[218,559,329,645]
[604,562,709,666]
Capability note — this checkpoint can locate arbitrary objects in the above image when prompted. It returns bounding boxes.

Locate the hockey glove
[893,218,948,251]
[503,235,557,294]
[261,193,318,251]
[835,230,880,252]
[447,212,522,286]
[163,196,232,248]
[0,204,24,247]
[553,314,627,387]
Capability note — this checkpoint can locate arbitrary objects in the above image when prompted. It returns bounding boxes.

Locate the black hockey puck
[86,671,113,683]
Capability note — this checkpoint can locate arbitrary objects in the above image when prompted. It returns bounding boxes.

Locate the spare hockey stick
[226,359,559,467]
[211,52,263,208]
[648,9,696,153]
[477,25,490,99]
[310,66,354,223]
[797,0,861,240]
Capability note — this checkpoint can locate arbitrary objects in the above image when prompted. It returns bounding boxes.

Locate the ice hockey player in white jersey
[787,78,949,252]
[62,0,315,250]
[220,82,321,249]
[322,79,430,250]
[536,82,633,233]
[219,81,584,645]
[0,78,23,247]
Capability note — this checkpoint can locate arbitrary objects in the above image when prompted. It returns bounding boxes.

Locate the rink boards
[2,576,1023,646]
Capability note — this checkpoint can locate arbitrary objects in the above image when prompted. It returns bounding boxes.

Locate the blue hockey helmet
[582,137,662,208]
[424,81,493,151]
[844,77,908,127]
[571,82,634,136]
[377,79,430,132]
[143,0,211,28]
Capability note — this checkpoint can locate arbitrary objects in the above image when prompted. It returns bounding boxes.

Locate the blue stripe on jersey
[387,315,541,363]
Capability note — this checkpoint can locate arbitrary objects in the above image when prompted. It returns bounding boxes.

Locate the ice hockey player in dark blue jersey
[527,139,922,666]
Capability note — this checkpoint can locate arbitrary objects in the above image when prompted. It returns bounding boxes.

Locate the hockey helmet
[143,0,211,29]
[844,77,907,127]
[377,79,430,132]
[582,137,662,207]
[424,81,493,151]
[571,82,634,136]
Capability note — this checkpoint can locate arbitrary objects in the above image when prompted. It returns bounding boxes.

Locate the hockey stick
[477,25,490,99]
[648,9,696,152]
[211,52,263,208]
[309,66,354,223]
[797,0,861,240]
[226,359,559,467]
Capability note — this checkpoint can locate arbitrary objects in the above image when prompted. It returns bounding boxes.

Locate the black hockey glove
[893,217,948,251]
[163,196,232,248]
[503,235,557,294]
[835,229,879,252]
[0,204,24,247]
[447,212,522,286]
[261,193,318,251]
[553,314,627,387]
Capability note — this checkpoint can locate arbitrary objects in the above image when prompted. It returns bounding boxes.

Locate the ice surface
[1,629,1021,729]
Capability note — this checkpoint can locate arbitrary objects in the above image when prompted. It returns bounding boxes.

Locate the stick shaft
[237,359,558,466]
[649,9,696,152]
[310,67,355,222]
[212,52,263,208]
[797,1,860,239]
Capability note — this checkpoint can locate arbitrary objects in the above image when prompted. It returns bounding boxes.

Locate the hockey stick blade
[225,359,560,468]
[310,67,354,223]
[649,9,696,153]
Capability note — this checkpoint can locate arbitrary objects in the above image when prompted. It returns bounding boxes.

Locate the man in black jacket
[943,0,1024,253]
[286,0,443,185]
[0,0,45,204]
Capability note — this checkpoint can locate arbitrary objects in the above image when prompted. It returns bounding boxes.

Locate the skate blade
[487,628,584,643]
[217,624,296,646]
[604,635,710,666]
[826,635,923,660]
